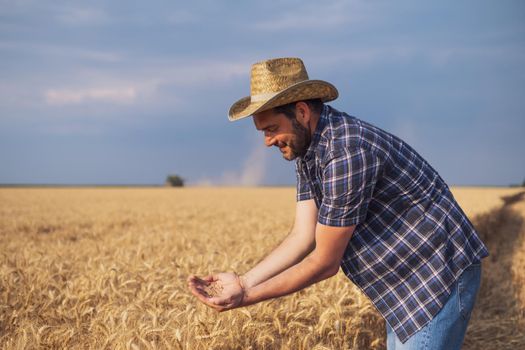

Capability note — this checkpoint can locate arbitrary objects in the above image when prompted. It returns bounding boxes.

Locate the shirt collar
[302,104,329,162]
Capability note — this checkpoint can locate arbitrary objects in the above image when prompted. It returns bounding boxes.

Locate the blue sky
[1,0,524,186]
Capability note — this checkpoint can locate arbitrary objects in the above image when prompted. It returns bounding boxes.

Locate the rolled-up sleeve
[295,159,314,201]
[318,148,381,227]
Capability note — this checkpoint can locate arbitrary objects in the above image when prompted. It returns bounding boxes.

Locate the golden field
[1,186,524,349]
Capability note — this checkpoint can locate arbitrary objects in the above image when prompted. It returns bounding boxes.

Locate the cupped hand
[187,272,245,312]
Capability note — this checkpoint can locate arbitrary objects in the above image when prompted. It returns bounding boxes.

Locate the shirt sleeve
[295,159,314,202]
[318,147,381,227]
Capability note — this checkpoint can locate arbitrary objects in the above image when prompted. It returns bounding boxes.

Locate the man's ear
[295,101,311,127]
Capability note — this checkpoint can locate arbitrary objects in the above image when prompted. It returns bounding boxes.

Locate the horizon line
[0,183,521,188]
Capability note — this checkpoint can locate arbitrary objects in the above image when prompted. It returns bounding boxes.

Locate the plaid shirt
[296,105,489,343]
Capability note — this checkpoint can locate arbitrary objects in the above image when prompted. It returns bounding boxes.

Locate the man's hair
[273,99,324,120]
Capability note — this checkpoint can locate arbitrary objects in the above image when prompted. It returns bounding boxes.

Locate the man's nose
[264,135,275,147]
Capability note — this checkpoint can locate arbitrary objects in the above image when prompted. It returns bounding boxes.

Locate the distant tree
[166,174,185,187]
[522,178,525,187]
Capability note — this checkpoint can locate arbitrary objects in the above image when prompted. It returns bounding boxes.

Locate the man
[188,57,489,349]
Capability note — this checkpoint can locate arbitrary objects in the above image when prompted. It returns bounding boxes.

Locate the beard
[284,118,311,160]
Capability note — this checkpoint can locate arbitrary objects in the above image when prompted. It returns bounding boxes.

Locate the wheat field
[1,186,524,349]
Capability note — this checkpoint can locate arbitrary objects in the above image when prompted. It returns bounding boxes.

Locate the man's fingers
[189,285,212,303]
[208,296,231,306]
[188,287,231,312]
[193,276,209,285]
[188,282,206,295]
[187,273,237,313]
[188,275,212,289]
[189,284,218,304]
[202,275,216,282]
[187,275,201,284]
[190,283,211,295]
[189,286,227,311]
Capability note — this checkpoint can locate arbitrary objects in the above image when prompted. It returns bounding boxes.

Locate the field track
[1,187,524,349]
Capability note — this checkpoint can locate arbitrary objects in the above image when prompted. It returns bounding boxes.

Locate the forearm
[242,251,338,306]
[241,223,355,308]
[241,229,315,289]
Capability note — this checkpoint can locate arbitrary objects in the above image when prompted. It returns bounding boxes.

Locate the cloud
[0,41,121,63]
[307,42,524,70]
[390,118,419,146]
[221,141,268,186]
[253,0,384,32]
[427,45,525,66]
[225,142,267,186]
[151,59,247,86]
[39,58,248,108]
[56,7,109,25]
[45,86,137,105]
[38,57,246,107]
[255,11,346,31]
[40,122,104,135]
[166,10,198,25]
[194,141,268,186]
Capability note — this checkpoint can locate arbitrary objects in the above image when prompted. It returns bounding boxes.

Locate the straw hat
[228,57,338,121]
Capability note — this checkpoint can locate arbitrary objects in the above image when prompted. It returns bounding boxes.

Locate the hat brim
[228,80,338,121]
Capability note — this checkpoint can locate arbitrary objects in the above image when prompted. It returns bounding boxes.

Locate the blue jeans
[386,263,482,350]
